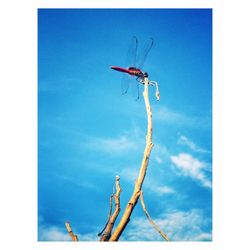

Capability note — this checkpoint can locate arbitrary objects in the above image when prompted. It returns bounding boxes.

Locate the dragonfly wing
[121,36,138,95]
[125,36,138,68]
[121,73,132,95]
[130,78,140,100]
[121,74,139,100]
[137,38,154,69]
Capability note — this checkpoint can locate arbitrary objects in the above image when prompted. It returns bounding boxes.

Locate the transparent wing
[131,78,140,101]
[121,36,138,95]
[137,38,154,69]
[121,73,132,95]
[124,36,138,68]
[121,74,139,100]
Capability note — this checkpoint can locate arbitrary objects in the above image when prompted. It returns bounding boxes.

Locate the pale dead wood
[140,191,169,241]
[109,76,154,241]
[98,194,114,237]
[100,175,121,241]
[65,221,78,241]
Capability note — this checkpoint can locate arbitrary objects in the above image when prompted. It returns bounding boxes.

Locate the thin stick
[100,176,121,241]
[98,194,114,237]
[140,191,169,241]
[109,76,154,241]
[65,221,78,241]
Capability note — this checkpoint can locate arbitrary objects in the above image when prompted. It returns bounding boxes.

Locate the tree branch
[65,221,78,241]
[98,193,114,237]
[109,76,154,241]
[140,191,169,241]
[100,175,121,241]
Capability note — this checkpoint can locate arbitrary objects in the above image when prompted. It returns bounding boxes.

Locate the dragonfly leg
[136,76,145,85]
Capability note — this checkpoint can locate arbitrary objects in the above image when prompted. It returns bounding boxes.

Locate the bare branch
[109,76,154,241]
[140,191,169,241]
[98,194,114,237]
[65,221,78,241]
[100,175,122,241]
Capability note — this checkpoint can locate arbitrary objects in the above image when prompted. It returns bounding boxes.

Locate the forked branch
[99,175,121,241]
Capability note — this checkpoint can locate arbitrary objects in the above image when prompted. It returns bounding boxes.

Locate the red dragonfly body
[111,66,144,77]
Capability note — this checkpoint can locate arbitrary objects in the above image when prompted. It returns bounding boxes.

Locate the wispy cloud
[86,135,138,152]
[178,135,209,153]
[83,127,144,154]
[39,225,71,241]
[153,185,175,195]
[120,167,138,183]
[38,217,98,241]
[57,175,100,192]
[154,105,211,129]
[121,209,211,241]
[39,208,211,242]
[120,165,175,196]
[154,106,187,123]
[152,143,170,164]
[39,226,98,241]
[170,153,211,188]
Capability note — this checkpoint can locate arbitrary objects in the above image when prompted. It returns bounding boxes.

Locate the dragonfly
[111,36,154,100]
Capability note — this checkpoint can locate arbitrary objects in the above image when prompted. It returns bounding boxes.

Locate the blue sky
[38,9,212,241]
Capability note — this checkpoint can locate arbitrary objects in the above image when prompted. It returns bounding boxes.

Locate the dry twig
[100,175,121,241]
[98,194,114,237]
[140,191,169,241]
[65,221,78,241]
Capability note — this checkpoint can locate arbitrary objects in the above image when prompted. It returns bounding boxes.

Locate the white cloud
[38,209,211,242]
[152,143,170,164]
[120,167,138,182]
[57,175,100,192]
[154,106,187,123]
[120,165,175,196]
[38,223,98,241]
[171,153,204,173]
[144,174,175,195]
[39,225,71,241]
[121,209,211,241]
[155,155,163,164]
[170,153,211,188]
[154,185,175,195]
[192,232,212,241]
[178,135,209,153]
[153,105,211,129]
[84,127,145,155]
[79,232,99,241]
[86,135,138,153]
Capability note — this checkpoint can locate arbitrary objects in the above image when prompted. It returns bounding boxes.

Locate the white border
[37,0,214,8]
[1,0,250,250]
